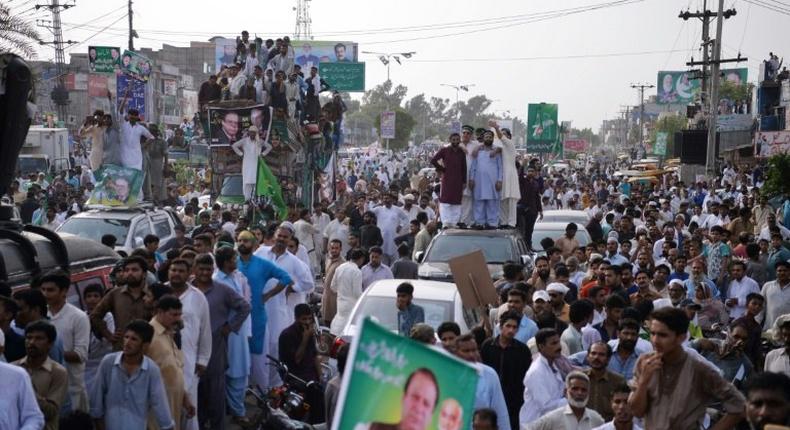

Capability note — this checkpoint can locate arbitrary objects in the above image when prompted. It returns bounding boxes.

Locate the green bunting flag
[255,156,288,220]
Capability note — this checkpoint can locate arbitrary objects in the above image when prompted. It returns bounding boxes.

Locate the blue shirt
[607,339,642,380]
[668,271,689,282]
[89,352,173,430]
[474,363,512,430]
[494,314,538,344]
[683,277,720,299]
[0,362,45,430]
[397,303,425,336]
[236,255,293,354]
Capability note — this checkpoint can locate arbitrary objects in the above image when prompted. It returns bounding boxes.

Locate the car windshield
[57,217,131,244]
[220,175,243,196]
[18,158,47,176]
[424,235,512,263]
[532,228,591,251]
[351,296,453,331]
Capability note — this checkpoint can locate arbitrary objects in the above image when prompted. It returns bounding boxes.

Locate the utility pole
[619,105,631,150]
[128,0,134,50]
[293,0,313,40]
[684,2,745,176]
[440,83,475,120]
[630,83,654,152]
[36,0,76,122]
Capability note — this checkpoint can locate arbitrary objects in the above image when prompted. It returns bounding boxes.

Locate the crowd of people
[4,106,790,430]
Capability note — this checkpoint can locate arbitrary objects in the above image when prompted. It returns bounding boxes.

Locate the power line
[65,13,129,51]
[62,4,127,31]
[741,0,790,14]
[405,48,688,63]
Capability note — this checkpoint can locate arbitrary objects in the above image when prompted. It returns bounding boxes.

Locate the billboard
[754,131,790,157]
[207,104,268,146]
[116,74,146,120]
[88,46,121,74]
[657,71,701,104]
[527,103,559,153]
[563,138,588,154]
[319,62,365,92]
[293,40,358,71]
[120,50,152,82]
[721,68,748,85]
[654,132,668,156]
[333,318,478,430]
[380,111,396,139]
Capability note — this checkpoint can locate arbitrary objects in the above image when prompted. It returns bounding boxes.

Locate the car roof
[73,207,172,220]
[364,279,460,301]
[534,221,586,230]
[437,228,521,238]
[543,210,589,217]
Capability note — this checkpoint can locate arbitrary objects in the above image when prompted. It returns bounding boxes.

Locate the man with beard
[527,256,553,291]
[234,231,292,394]
[691,322,753,384]
[430,133,467,228]
[584,342,626,422]
[526,371,604,430]
[519,328,569,425]
[606,319,642,381]
[683,259,720,299]
[629,307,745,429]
[370,193,409,265]
[192,254,250,430]
[320,239,345,326]
[90,256,154,351]
[469,130,503,229]
[166,258,212,430]
[454,334,511,430]
[744,372,790,430]
[254,225,314,388]
[460,125,482,227]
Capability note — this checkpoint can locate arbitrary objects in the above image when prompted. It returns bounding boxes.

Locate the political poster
[754,131,790,157]
[207,104,268,146]
[215,38,237,72]
[116,74,146,120]
[88,46,121,74]
[721,68,748,85]
[527,103,559,153]
[657,71,701,104]
[319,62,365,92]
[87,164,143,207]
[293,40,358,72]
[654,132,668,156]
[120,50,153,82]
[563,138,588,155]
[333,318,479,430]
[381,111,396,139]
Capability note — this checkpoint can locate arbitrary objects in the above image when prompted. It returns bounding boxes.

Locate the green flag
[255,157,288,220]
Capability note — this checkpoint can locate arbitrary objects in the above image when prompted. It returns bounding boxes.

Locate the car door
[130,217,153,249]
[151,214,174,247]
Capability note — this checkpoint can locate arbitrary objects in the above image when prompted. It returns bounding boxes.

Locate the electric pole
[619,105,631,149]
[684,1,745,176]
[128,0,134,50]
[36,0,76,121]
[293,0,313,40]
[631,83,654,152]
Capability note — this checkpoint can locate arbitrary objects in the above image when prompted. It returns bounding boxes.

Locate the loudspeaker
[675,129,718,164]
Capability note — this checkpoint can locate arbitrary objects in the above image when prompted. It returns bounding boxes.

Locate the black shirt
[278,322,319,383]
[480,336,532,430]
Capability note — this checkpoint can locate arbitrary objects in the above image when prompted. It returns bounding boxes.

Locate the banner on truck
[207,104,268,146]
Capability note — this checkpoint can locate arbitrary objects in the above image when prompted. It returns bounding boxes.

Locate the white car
[532,221,592,252]
[540,210,590,224]
[339,279,473,340]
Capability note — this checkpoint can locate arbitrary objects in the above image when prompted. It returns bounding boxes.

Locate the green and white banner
[88,164,143,207]
[657,71,700,104]
[334,318,479,430]
[527,103,559,154]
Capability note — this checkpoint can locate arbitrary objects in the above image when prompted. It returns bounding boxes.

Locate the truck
[18,127,71,176]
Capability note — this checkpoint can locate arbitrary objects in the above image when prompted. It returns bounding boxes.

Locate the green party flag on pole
[255,156,288,220]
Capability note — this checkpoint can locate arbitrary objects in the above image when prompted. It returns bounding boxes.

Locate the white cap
[532,290,550,302]
[546,282,570,295]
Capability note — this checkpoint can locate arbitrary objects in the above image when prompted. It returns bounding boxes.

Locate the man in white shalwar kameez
[294,209,321,276]
[492,122,520,228]
[232,126,271,200]
[254,225,315,389]
[370,193,409,265]
[460,125,482,226]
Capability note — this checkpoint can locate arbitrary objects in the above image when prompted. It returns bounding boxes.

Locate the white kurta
[494,136,520,200]
[119,117,153,170]
[232,137,270,185]
[371,205,409,257]
[48,303,90,412]
[177,285,212,430]
[294,219,320,274]
[254,246,315,388]
[329,261,363,335]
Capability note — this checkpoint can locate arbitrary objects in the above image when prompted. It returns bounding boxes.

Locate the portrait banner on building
[207,104,268,146]
[333,318,479,430]
[657,71,701,104]
[87,164,143,207]
[120,50,153,82]
[116,74,146,120]
[380,111,396,139]
[721,68,748,85]
[215,38,237,72]
[754,131,790,157]
[88,46,121,74]
[293,40,358,72]
[527,103,558,153]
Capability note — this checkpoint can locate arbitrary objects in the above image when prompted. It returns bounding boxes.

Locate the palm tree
[0,1,42,58]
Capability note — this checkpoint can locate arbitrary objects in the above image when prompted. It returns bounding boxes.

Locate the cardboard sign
[448,250,498,308]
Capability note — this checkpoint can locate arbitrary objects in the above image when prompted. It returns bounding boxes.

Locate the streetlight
[441,83,475,119]
[361,50,416,82]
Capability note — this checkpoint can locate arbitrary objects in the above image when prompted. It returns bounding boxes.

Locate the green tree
[761,153,790,198]
[719,81,754,104]
[374,108,415,150]
[0,2,41,58]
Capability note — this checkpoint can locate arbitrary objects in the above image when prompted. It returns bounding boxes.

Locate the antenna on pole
[293,0,313,40]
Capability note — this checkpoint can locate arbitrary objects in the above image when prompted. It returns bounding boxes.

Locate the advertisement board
[88,46,121,74]
[292,40,359,71]
[120,50,153,82]
[381,111,396,139]
[207,104,268,146]
[116,74,146,119]
[527,103,559,153]
[319,62,365,92]
[657,71,701,104]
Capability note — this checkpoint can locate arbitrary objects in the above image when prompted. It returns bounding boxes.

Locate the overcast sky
[18,0,785,129]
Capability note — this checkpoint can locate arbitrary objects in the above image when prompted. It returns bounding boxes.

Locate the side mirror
[415,251,424,263]
[134,236,144,248]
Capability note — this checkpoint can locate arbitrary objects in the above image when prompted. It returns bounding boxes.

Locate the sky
[15,0,788,130]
